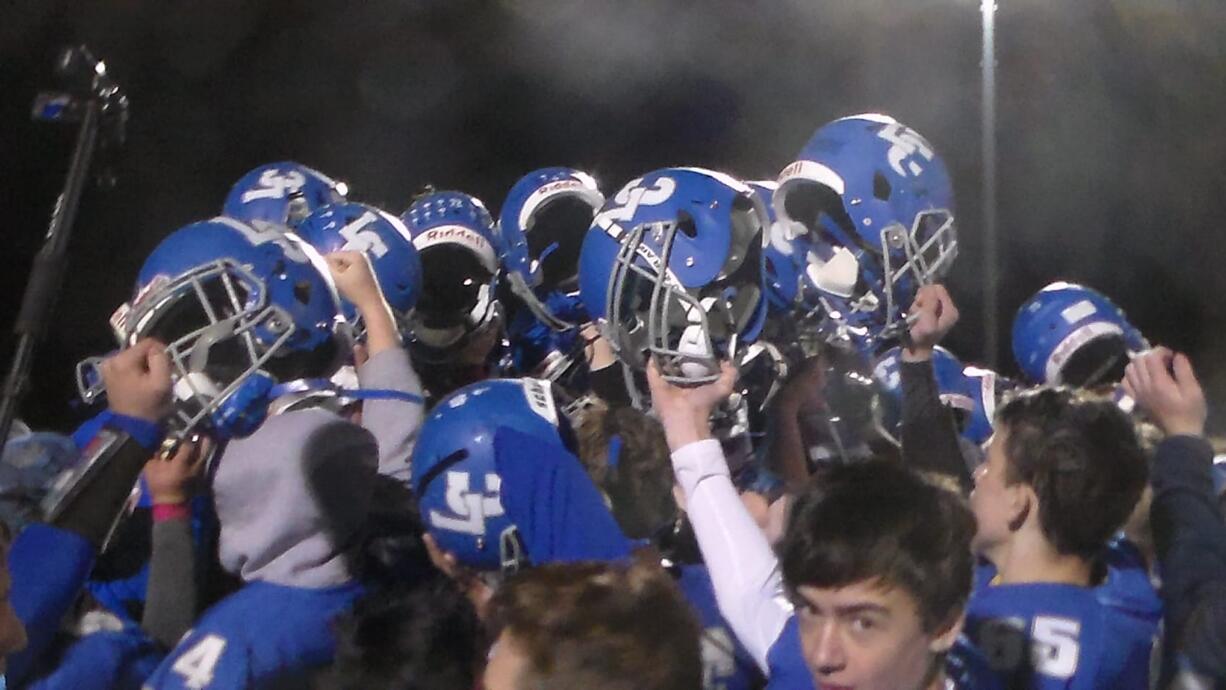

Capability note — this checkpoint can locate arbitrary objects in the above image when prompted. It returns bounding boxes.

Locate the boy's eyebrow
[833,603,891,617]
[794,592,894,618]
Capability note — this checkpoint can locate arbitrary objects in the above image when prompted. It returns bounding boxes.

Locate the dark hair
[318,578,483,690]
[575,402,677,539]
[487,560,702,690]
[779,459,975,633]
[996,387,1148,560]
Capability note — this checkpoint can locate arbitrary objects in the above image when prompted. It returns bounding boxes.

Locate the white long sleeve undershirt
[672,439,794,673]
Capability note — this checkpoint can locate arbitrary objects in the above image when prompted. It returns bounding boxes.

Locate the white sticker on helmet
[776,160,846,196]
[518,178,602,232]
[522,378,559,426]
[430,471,505,535]
[215,215,310,263]
[876,123,935,177]
[599,177,677,225]
[240,169,307,203]
[1060,299,1098,325]
[412,224,498,273]
[338,211,390,259]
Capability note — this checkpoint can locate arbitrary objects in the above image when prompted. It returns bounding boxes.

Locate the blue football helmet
[504,304,589,394]
[294,202,422,332]
[773,114,957,343]
[497,167,605,330]
[411,378,571,573]
[1012,281,1149,386]
[401,191,503,360]
[747,181,802,314]
[578,167,768,384]
[871,345,973,447]
[749,179,865,357]
[961,365,1019,446]
[93,217,347,439]
[223,162,348,229]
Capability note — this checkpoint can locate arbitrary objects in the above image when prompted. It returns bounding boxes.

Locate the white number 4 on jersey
[170,634,227,689]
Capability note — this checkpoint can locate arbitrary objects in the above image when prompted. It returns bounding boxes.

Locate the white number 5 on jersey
[1032,616,1080,679]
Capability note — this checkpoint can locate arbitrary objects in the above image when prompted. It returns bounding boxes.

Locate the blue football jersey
[7,524,97,686]
[676,564,766,690]
[966,566,1158,689]
[1095,537,1163,629]
[26,624,164,690]
[765,616,817,690]
[143,580,364,689]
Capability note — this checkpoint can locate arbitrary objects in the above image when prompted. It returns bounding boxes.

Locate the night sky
[2,0,1225,431]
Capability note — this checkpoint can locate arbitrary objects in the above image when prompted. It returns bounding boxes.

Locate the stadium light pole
[981,0,999,368]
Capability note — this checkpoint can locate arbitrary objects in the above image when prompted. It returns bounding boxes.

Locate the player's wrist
[1160,417,1205,438]
[659,409,713,450]
[152,502,190,522]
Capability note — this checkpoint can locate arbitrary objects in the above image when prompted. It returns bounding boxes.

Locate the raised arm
[648,360,792,673]
[899,285,973,492]
[1125,348,1226,681]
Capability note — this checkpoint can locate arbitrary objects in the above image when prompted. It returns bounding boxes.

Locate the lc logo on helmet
[338,211,390,259]
[877,123,935,177]
[240,168,307,202]
[597,176,677,226]
[429,471,505,535]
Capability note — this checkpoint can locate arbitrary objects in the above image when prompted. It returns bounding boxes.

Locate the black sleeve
[589,362,633,408]
[900,359,973,493]
[142,516,198,648]
[50,433,158,549]
[1149,434,1226,680]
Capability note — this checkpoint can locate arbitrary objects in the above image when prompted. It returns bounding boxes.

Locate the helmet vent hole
[293,281,312,305]
[678,213,698,239]
[873,172,892,201]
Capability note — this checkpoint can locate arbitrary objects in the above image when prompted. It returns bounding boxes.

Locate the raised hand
[904,284,960,361]
[103,339,173,422]
[1123,347,1207,438]
[326,250,386,312]
[144,436,212,505]
[646,357,737,450]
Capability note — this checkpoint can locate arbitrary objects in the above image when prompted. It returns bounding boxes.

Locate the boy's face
[795,578,955,690]
[969,429,1022,557]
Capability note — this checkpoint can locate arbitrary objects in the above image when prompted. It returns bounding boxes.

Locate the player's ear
[927,608,965,654]
[1005,484,1032,533]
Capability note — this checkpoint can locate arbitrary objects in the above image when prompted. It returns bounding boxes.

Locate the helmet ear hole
[873,172,892,201]
[293,281,313,306]
[1060,335,1129,388]
[677,212,699,239]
